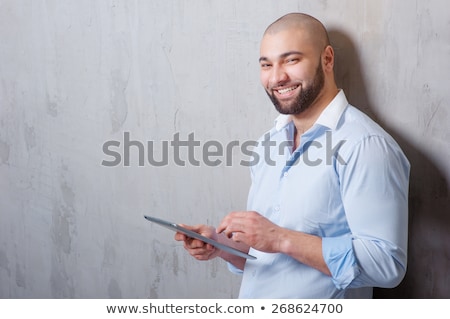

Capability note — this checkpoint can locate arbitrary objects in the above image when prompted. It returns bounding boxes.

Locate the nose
[269,65,288,88]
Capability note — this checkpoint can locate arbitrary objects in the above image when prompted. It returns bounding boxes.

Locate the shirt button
[274,205,280,212]
[283,172,288,177]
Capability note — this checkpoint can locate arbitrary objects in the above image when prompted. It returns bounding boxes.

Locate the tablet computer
[144,215,256,260]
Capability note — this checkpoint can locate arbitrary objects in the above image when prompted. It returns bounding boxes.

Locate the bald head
[264,13,330,53]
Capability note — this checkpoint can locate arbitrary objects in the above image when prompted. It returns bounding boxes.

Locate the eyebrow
[259,51,304,63]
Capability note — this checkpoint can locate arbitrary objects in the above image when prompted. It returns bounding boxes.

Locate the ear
[322,45,335,72]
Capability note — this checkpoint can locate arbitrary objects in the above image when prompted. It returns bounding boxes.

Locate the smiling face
[259,28,325,115]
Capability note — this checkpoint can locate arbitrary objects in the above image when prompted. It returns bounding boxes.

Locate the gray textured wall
[0,0,449,298]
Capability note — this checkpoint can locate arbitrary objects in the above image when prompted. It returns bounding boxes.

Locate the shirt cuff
[226,262,244,275]
[322,235,360,289]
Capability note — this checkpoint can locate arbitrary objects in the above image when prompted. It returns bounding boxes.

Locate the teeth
[277,86,298,94]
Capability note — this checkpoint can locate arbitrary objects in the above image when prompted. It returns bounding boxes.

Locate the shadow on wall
[329,29,450,298]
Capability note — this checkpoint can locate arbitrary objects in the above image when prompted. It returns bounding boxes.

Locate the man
[175,13,410,298]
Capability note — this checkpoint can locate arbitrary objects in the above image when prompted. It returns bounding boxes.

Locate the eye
[286,58,299,64]
[260,63,272,69]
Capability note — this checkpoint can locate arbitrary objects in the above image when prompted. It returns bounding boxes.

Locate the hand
[216,211,284,253]
[174,224,221,261]
[217,211,331,276]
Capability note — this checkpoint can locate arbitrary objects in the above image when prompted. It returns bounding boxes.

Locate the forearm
[275,228,406,288]
[278,228,331,276]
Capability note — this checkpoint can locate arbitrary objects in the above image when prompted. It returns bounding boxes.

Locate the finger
[188,238,207,249]
[193,252,212,261]
[180,224,216,241]
[216,211,250,234]
[217,223,234,238]
[216,217,233,234]
[229,231,239,242]
[174,232,187,241]
[216,222,226,234]
[178,223,195,230]
[218,220,245,237]
[186,246,215,260]
[216,213,236,233]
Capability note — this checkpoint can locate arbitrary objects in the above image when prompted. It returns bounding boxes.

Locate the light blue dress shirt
[230,90,410,298]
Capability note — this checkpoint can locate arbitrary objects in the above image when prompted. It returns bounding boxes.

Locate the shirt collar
[274,89,349,131]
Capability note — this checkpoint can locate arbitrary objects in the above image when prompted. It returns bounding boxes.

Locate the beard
[266,60,325,115]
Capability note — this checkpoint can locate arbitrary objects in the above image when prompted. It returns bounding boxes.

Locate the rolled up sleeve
[323,235,360,289]
[324,135,410,289]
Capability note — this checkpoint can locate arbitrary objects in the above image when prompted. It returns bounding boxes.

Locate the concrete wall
[0,0,448,298]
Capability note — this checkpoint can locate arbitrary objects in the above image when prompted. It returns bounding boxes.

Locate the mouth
[274,85,299,96]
